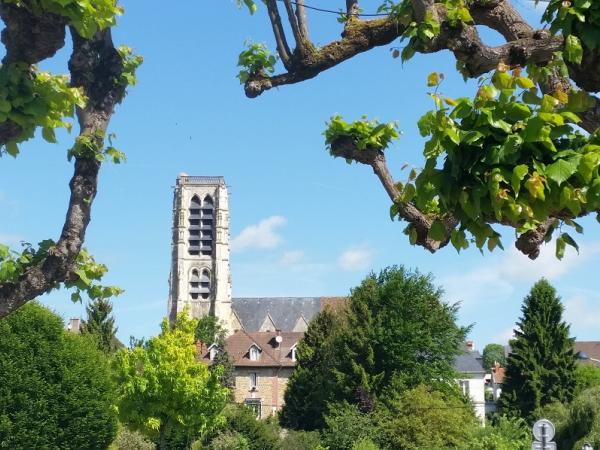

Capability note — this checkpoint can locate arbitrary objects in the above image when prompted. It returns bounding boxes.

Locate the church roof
[231,297,323,332]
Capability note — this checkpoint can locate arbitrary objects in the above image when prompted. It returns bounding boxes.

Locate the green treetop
[482,343,507,371]
[499,279,577,419]
[113,311,229,449]
[281,265,469,430]
[82,297,119,353]
[0,302,117,449]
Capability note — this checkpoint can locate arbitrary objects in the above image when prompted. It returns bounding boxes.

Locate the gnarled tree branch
[265,0,292,70]
[0,26,126,318]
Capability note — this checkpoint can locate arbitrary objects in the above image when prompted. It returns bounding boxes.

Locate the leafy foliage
[117,45,144,89]
[196,315,236,392]
[498,279,577,419]
[0,302,117,449]
[202,404,280,450]
[109,426,155,450]
[113,311,229,448]
[372,385,475,450]
[482,343,507,371]
[281,266,469,431]
[463,415,531,450]
[1,0,123,38]
[324,115,400,154]
[541,0,600,61]
[575,364,600,395]
[237,42,277,83]
[392,70,600,256]
[0,242,123,305]
[0,63,86,157]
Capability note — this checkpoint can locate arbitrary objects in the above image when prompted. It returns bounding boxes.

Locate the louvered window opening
[190,269,210,300]
[188,195,214,256]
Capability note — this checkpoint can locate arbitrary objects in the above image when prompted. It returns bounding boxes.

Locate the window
[209,346,218,361]
[249,345,259,361]
[291,346,297,362]
[249,372,258,390]
[188,196,202,255]
[459,380,470,396]
[245,399,261,418]
[190,269,210,301]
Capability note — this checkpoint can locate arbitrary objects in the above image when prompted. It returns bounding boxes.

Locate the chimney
[466,340,475,352]
[67,318,81,333]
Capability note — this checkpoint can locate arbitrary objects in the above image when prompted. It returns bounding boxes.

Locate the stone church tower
[168,174,233,332]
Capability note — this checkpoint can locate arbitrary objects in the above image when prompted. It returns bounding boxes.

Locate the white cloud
[279,250,305,267]
[231,216,286,252]
[491,326,518,345]
[442,240,600,306]
[338,245,374,271]
[564,295,600,331]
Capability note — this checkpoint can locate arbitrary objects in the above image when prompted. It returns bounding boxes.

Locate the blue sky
[1,0,600,349]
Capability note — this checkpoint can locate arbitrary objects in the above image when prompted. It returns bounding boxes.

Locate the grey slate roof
[232,297,322,332]
[454,350,485,374]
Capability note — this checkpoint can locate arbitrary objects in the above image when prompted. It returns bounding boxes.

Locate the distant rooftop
[177,175,225,185]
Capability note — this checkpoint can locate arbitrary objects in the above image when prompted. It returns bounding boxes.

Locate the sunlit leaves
[391,69,600,255]
[2,0,122,38]
[237,41,277,84]
[0,64,86,157]
[324,115,400,152]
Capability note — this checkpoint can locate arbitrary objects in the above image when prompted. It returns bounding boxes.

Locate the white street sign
[533,419,556,442]
[532,442,556,450]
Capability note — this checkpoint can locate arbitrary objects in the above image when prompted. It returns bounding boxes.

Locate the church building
[168,174,343,417]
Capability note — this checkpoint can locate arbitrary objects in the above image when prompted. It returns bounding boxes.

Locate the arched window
[188,196,202,255]
[189,268,210,300]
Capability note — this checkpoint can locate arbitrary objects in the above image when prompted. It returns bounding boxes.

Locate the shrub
[0,302,117,449]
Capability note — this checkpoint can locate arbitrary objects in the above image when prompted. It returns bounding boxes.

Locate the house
[454,341,486,424]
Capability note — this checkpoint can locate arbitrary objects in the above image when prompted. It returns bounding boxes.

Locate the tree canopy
[236,0,600,261]
[482,342,507,371]
[281,265,469,430]
[0,302,117,449]
[82,297,119,353]
[113,311,229,449]
[0,0,140,318]
[499,278,577,418]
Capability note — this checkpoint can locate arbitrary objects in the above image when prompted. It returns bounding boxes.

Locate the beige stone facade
[233,367,294,419]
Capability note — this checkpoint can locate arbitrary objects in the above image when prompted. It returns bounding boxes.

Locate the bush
[207,430,250,450]
[0,302,117,449]
[321,403,374,450]
[280,429,323,450]
[464,416,531,450]
[109,426,155,450]
[203,404,280,450]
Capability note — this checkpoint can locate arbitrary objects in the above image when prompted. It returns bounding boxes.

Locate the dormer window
[249,345,260,361]
[290,343,297,362]
[208,344,218,361]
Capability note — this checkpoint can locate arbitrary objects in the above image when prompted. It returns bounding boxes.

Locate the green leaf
[561,232,579,254]
[42,127,57,143]
[511,164,529,195]
[427,220,446,241]
[389,203,399,220]
[450,229,469,252]
[515,77,535,89]
[427,72,440,87]
[556,234,566,260]
[565,34,583,65]
[401,183,416,203]
[546,158,579,186]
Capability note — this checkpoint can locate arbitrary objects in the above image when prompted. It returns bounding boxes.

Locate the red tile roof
[223,330,304,367]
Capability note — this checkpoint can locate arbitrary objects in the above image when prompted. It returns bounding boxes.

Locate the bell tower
[168,174,232,332]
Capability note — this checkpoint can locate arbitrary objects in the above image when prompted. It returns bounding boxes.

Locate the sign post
[532,419,556,450]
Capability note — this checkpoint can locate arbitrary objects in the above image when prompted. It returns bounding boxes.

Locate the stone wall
[233,367,294,419]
